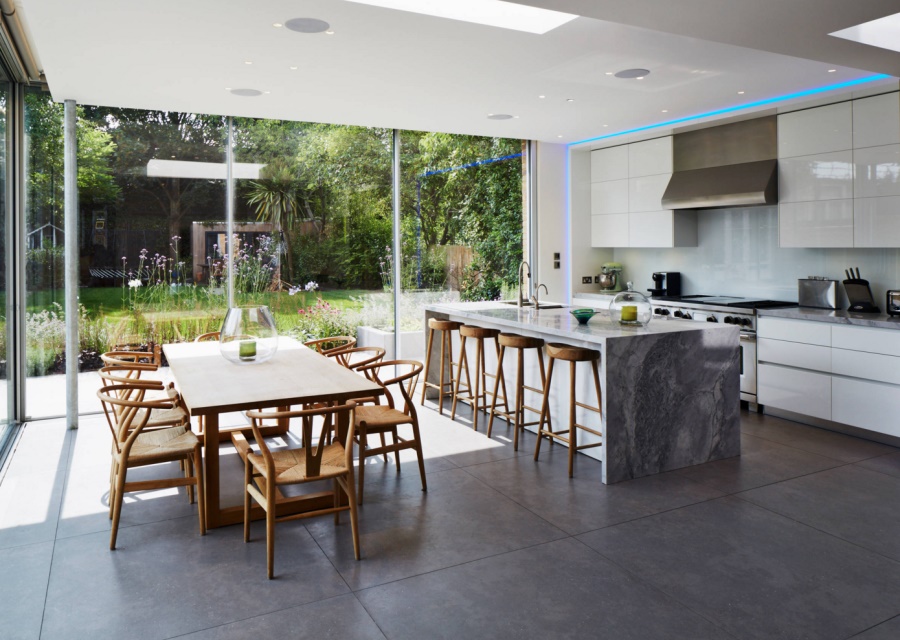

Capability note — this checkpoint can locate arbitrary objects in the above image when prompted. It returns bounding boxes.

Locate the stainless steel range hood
[662,116,778,210]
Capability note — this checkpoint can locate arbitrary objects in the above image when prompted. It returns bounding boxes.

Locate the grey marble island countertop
[758,306,900,330]
[423,300,736,344]
[423,301,741,484]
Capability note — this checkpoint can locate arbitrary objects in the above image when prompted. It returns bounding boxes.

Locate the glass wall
[232,118,393,351]
[0,76,8,429]
[398,131,524,359]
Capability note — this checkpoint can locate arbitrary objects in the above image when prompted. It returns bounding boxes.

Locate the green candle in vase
[239,339,257,360]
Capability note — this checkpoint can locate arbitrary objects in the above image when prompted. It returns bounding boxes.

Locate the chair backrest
[304,336,357,358]
[332,346,385,371]
[246,402,357,480]
[355,360,422,417]
[195,332,220,342]
[101,350,159,375]
[97,385,179,455]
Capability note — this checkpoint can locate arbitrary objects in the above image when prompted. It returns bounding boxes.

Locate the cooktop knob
[741,318,752,327]
[706,316,718,323]
[654,308,662,315]
[724,316,735,324]
[683,312,692,319]
[673,310,684,318]
[659,308,670,316]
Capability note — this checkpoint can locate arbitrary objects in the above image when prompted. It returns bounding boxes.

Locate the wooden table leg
[204,412,221,528]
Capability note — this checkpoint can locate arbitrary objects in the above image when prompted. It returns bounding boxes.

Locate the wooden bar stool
[452,325,508,431]
[487,333,550,451]
[534,342,603,477]
[420,318,463,415]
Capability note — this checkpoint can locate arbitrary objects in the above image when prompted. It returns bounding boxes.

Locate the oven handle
[739,333,756,342]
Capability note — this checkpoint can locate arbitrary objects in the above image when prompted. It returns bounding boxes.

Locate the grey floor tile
[0,423,70,550]
[178,594,386,640]
[740,464,900,562]
[856,450,900,480]
[578,496,900,640]
[740,412,897,462]
[41,516,350,640]
[675,433,845,493]
[357,537,733,640]
[465,447,724,534]
[0,541,53,640]
[306,469,567,590]
[851,615,900,639]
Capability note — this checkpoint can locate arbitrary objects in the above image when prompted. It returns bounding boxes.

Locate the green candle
[621,305,638,322]
[239,340,257,359]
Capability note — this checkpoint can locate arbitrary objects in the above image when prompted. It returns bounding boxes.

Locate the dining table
[163,337,384,528]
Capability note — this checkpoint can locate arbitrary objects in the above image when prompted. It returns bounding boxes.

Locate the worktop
[424,301,741,484]
[759,306,900,330]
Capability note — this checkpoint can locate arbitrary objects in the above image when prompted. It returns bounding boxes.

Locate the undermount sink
[500,300,564,309]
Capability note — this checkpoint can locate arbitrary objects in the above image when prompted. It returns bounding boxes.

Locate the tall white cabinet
[777,92,900,248]
[590,136,697,248]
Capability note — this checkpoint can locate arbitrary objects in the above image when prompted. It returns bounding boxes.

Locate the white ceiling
[17,0,900,146]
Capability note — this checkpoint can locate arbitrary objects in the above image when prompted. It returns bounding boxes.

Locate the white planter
[356,326,425,361]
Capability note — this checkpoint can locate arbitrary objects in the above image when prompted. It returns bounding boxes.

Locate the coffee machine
[648,272,681,298]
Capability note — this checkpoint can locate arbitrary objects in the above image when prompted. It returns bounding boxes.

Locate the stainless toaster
[888,290,900,317]
[798,277,838,309]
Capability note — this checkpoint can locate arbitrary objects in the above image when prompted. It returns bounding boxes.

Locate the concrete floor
[2,399,900,640]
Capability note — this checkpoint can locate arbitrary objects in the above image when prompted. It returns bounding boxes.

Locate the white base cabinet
[758,316,900,438]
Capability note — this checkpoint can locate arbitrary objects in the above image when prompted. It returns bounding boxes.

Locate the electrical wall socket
[582,276,592,284]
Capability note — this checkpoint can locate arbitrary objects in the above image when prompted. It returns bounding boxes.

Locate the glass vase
[219,306,279,365]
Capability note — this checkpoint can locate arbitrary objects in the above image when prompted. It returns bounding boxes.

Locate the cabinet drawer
[758,338,831,372]
[832,325,900,357]
[758,317,832,346]
[833,348,900,385]
[591,179,628,215]
[758,363,831,420]
[833,377,900,437]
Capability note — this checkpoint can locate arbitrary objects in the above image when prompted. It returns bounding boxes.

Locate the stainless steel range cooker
[650,295,797,406]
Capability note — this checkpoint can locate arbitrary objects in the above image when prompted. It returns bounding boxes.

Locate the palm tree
[245,160,303,283]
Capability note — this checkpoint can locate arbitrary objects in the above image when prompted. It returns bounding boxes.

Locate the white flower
[304,281,319,292]
[128,279,143,288]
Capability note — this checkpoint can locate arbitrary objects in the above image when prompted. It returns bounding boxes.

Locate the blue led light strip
[422,152,523,177]
[569,74,893,147]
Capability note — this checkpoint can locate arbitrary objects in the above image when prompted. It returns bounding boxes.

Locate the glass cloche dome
[609,282,653,326]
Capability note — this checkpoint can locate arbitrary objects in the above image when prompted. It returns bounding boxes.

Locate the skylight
[830,12,900,53]
[344,0,577,34]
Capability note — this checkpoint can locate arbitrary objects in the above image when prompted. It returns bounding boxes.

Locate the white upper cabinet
[854,195,900,247]
[852,92,900,149]
[591,145,628,182]
[628,137,673,177]
[628,174,670,212]
[591,179,629,215]
[779,199,854,248]
[853,144,900,198]
[778,151,853,202]
[778,102,852,158]
[591,213,629,247]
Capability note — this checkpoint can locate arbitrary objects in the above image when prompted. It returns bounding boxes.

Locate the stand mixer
[598,262,624,292]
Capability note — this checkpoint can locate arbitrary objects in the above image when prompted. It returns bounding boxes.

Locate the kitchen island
[424,301,741,484]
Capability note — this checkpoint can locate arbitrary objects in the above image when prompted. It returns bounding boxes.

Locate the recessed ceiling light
[538,95,545,99]
[230,88,264,97]
[614,68,649,79]
[285,17,331,33]
[738,91,745,95]
[513,115,520,119]
[244,61,253,65]
[487,113,514,120]
[828,69,837,73]
[603,124,608,127]
[831,13,900,54]
[225,87,232,91]
[290,66,298,70]
[558,135,563,138]
[264,91,271,94]
[325,30,335,35]
[605,72,613,76]
[273,22,283,28]
[343,0,577,34]
[566,98,574,103]
[661,109,668,113]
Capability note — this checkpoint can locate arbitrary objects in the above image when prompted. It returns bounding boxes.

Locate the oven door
[739,332,757,399]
